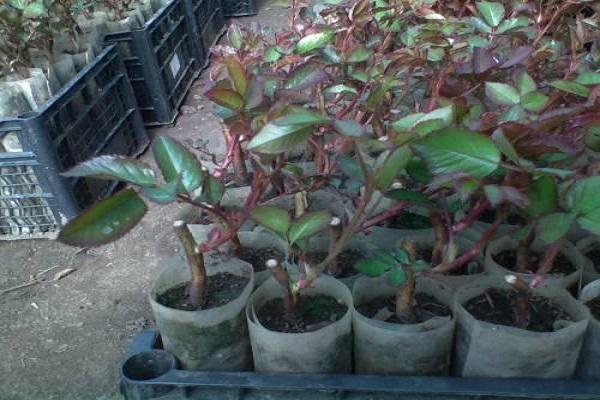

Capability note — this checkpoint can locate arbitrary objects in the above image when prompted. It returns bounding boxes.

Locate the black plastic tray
[186,0,226,65]
[222,0,257,17]
[121,330,600,400]
[0,45,148,240]
[103,0,202,126]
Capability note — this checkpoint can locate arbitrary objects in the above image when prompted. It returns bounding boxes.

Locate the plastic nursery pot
[246,276,353,373]
[149,258,254,371]
[577,279,600,379]
[484,237,584,289]
[353,275,455,375]
[576,237,600,285]
[121,349,178,399]
[226,231,289,288]
[453,275,590,378]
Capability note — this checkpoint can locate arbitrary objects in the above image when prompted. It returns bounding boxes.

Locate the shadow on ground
[0,2,288,399]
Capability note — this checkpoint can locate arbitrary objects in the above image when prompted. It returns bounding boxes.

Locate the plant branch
[174,221,207,308]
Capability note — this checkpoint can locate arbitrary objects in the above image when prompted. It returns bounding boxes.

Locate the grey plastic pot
[576,237,600,285]
[353,275,455,375]
[485,237,583,289]
[149,258,254,371]
[577,279,600,379]
[454,275,590,379]
[246,276,353,373]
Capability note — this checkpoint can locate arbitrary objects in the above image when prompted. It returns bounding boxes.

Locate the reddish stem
[432,208,506,273]
[452,200,490,233]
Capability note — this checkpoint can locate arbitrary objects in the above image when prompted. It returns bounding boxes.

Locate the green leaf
[141,179,181,204]
[485,82,521,106]
[295,30,334,54]
[320,46,342,63]
[249,205,290,236]
[497,16,531,34]
[574,73,600,86]
[24,2,46,17]
[491,129,519,163]
[244,78,264,110]
[566,176,600,218]
[332,119,367,137]
[288,210,331,244]
[393,106,455,135]
[339,155,366,182]
[521,91,549,112]
[500,105,525,122]
[406,159,432,183]
[537,212,576,244]
[468,17,493,33]
[58,189,147,247]
[477,1,505,27]
[324,84,358,95]
[355,255,395,277]
[375,147,412,190]
[286,63,329,90]
[517,72,537,95]
[247,110,326,154]
[550,81,590,98]
[152,136,203,193]
[227,25,243,49]
[224,57,248,97]
[385,189,436,209]
[365,78,393,112]
[347,46,372,63]
[411,128,501,178]
[525,176,557,218]
[483,185,529,208]
[386,268,407,286]
[62,156,156,187]
[204,88,244,110]
[198,174,225,205]
[8,0,26,10]
[264,47,283,62]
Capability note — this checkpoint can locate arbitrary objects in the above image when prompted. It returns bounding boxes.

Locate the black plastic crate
[103,0,202,126]
[0,45,149,240]
[121,330,600,400]
[186,0,226,64]
[222,0,257,17]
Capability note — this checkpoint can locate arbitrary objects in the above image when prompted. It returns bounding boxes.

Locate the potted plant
[577,278,600,379]
[56,136,255,370]
[244,206,354,372]
[352,240,456,375]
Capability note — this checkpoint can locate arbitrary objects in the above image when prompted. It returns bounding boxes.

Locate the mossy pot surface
[149,258,254,371]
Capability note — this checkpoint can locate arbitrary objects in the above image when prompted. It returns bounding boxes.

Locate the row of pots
[148,228,600,380]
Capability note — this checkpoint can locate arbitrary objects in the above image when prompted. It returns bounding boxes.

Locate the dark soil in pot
[492,250,576,276]
[256,295,348,333]
[385,212,432,229]
[585,297,600,320]
[356,293,451,324]
[465,288,573,332]
[238,247,285,273]
[315,249,363,278]
[584,249,600,273]
[156,273,249,311]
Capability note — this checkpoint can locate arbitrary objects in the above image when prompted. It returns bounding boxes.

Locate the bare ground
[0,3,288,399]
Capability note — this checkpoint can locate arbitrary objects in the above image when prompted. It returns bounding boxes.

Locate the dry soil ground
[0,3,287,399]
